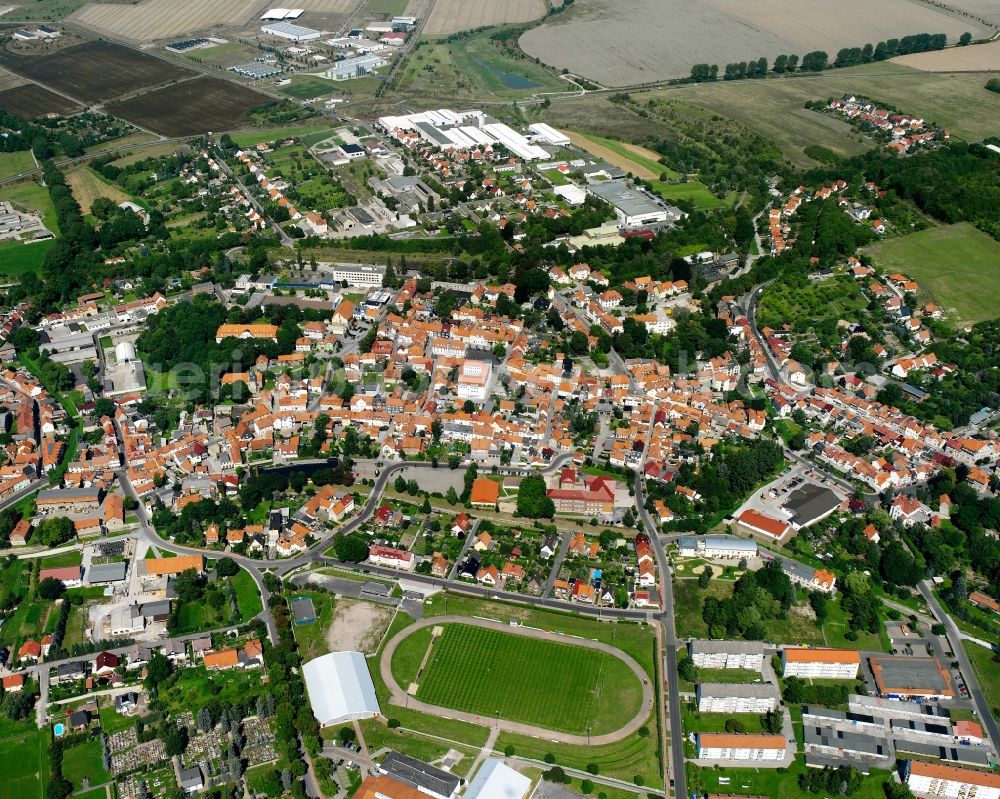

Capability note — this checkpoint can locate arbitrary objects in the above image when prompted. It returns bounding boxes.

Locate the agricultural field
[0,41,194,104]
[640,63,1000,166]
[66,167,133,214]
[276,74,341,100]
[861,222,1000,328]
[424,0,546,36]
[0,725,47,799]
[942,0,1000,25]
[0,239,54,275]
[893,39,1000,70]
[566,130,728,210]
[0,83,80,118]
[106,77,271,137]
[0,0,88,22]
[70,0,257,41]
[365,0,408,15]
[519,0,991,86]
[0,151,36,181]
[403,622,644,734]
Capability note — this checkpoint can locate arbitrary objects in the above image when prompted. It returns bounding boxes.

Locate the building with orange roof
[696,733,786,761]
[782,647,860,679]
[904,760,1000,799]
[215,324,278,343]
[203,648,240,670]
[469,478,499,508]
[141,554,204,579]
[2,673,24,691]
[351,775,428,799]
[954,719,984,745]
[736,508,792,542]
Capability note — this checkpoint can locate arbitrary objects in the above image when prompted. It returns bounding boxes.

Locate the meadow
[862,223,1000,328]
[405,622,644,734]
[0,725,47,799]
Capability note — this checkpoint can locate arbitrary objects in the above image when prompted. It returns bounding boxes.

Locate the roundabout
[380,615,655,745]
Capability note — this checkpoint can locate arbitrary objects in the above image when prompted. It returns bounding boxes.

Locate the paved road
[634,474,685,799]
[919,581,1000,746]
[378,615,654,745]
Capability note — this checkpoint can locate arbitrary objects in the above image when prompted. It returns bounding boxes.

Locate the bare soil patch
[0,82,79,116]
[325,598,395,654]
[105,76,269,137]
[0,40,194,103]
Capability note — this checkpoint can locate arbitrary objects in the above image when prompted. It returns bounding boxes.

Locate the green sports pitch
[409,623,643,734]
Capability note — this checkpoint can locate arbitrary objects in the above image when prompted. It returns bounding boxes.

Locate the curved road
[379,615,654,746]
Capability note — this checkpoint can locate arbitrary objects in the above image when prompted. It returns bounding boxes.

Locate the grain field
[70,0,267,41]
[424,0,547,36]
[893,40,1000,70]
[520,0,993,86]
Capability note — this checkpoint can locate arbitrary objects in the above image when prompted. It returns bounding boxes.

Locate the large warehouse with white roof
[303,651,381,727]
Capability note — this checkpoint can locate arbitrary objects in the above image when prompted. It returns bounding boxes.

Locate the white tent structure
[464,760,531,799]
[303,651,381,727]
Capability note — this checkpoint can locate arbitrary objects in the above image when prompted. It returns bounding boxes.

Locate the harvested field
[70,0,262,41]
[566,130,660,179]
[0,82,80,117]
[893,40,1000,70]
[106,76,270,137]
[66,167,132,214]
[939,0,1000,25]
[424,0,546,36]
[520,0,992,86]
[0,40,194,103]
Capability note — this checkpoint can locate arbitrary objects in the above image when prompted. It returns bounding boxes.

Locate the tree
[37,516,74,547]
[174,569,205,603]
[2,690,34,721]
[516,475,555,518]
[216,557,239,577]
[198,708,213,733]
[37,577,65,600]
[677,654,697,683]
[146,652,172,691]
[333,534,370,563]
[163,725,189,757]
[394,475,407,493]
[698,565,713,589]
[446,486,459,506]
[960,31,973,45]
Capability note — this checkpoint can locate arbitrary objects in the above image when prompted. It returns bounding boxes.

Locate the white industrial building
[457,360,492,402]
[688,639,765,671]
[696,733,785,762]
[464,760,532,799]
[553,184,587,205]
[261,21,321,41]
[261,8,304,20]
[326,54,386,80]
[528,122,570,145]
[322,263,385,287]
[904,761,1000,799]
[376,109,558,161]
[678,535,757,560]
[302,651,381,727]
[696,682,779,714]
[587,180,683,228]
[782,647,860,679]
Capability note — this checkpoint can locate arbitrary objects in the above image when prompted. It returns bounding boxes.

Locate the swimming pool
[53,723,65,737]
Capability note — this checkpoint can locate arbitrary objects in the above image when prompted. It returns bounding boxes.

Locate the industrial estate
[1,3,1000,799]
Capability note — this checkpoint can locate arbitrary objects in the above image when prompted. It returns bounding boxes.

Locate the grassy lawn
[0,150,36,180]
[97,702,137,735]
[233,568,263,621]
[682,704,765,734]
[160,667,267,717]
[230,124,330,148]
[0,238,54,275]
[410,622,643,735]
[290,590,335,662]
[495,722,661,788]
[0,724,48,799]
[4,178,59,233]
[650,179,733,211]
[358,722,480,777]
[962,640,1000,718]
[673,578,728,639]
[821,594,889,652]
[365,0,406,14]
[694,667,767,684]
[861,222,1000,327]
[277,75,339,100]
[61,737,109,792]
[688,756,892,799]
[40,550,83,569]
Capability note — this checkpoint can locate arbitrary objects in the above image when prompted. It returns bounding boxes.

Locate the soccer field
[862,222,1000,328]
[412,623,643,734]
